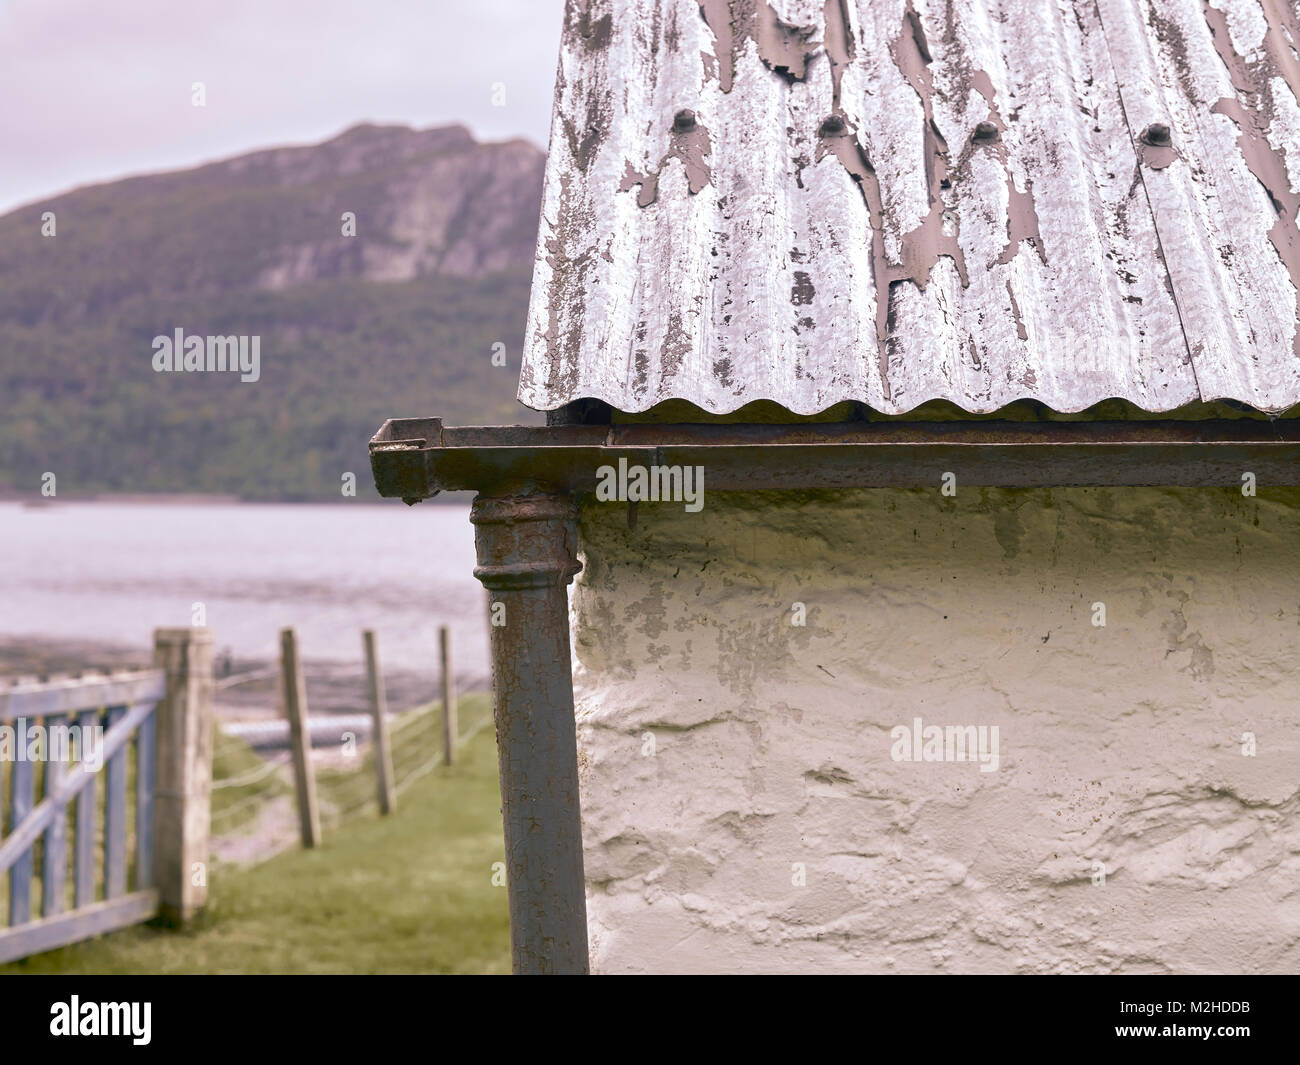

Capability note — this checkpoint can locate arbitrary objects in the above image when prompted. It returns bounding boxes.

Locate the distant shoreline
[0,492,473,505]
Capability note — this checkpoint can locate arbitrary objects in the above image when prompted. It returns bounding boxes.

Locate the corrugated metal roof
[518,0,1300,416]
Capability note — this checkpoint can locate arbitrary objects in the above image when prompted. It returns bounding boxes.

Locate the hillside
[0,123,546,500]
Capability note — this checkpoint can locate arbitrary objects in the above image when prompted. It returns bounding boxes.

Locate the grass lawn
[0,723,510,975]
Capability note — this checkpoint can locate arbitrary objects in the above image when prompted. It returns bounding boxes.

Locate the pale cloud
[0,0,563,212]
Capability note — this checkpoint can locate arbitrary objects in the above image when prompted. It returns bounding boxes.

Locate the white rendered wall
[570,487,1300,973]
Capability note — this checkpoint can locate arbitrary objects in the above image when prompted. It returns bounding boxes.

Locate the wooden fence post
[363,630,396,815]
[280,627,320,848]
[440,626,457,766]
[152,627,213,926]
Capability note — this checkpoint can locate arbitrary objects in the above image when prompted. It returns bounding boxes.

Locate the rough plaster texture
[570,487,1300,973]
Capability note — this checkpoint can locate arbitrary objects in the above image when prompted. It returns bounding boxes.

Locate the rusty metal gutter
[371,416,1299,975]
[372,417,1300,500]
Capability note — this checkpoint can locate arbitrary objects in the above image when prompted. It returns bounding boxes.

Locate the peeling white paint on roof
[519,0,1300,415]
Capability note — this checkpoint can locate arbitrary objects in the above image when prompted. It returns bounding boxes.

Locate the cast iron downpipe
[371,414,1300,975]
[470,493,588,974]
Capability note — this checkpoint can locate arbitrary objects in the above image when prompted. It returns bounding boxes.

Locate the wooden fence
[272,625,460,848]
[0,628,212,963]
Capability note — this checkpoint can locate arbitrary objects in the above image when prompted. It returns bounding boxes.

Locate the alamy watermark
[50,997,151,1045]
[595,457,704,512]
[0,719,105,771]
[152,329,261,382]
[890,716,1000,772]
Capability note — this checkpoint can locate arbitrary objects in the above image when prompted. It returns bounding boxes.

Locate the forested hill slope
[0,123,546,499]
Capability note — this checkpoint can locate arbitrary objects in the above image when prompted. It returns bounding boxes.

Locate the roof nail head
[1142,123,1171,147]
[819,114,846,137]
[673,109,697,133]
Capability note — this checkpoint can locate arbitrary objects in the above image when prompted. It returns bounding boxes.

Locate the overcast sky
[0,0,565,213]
